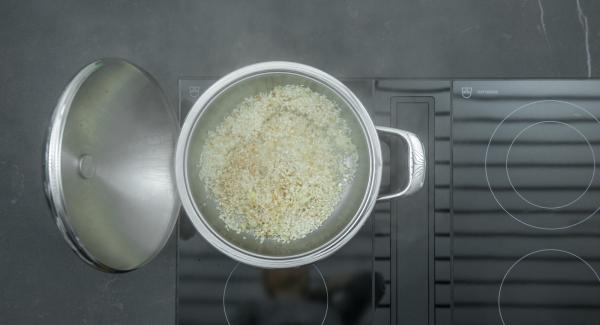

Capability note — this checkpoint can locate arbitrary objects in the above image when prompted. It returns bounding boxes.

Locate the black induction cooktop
[176,79,600,325]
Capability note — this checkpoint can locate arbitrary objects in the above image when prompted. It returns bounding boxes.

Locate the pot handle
[375,126,426,201]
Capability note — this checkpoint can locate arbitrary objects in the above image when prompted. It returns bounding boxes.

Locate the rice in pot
[198,85,358,243]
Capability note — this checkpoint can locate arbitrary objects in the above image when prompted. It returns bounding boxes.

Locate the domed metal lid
[45,59,180,272]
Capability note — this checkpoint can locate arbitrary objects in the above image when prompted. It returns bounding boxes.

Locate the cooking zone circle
[485,100,600,230]
[223,263,328,325]
[505,121,595,209]
[498,249,600,325]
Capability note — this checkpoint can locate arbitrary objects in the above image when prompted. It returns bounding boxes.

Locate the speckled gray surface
[0,0,598,324]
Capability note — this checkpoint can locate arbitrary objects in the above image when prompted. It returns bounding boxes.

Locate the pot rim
[175,61,383,268]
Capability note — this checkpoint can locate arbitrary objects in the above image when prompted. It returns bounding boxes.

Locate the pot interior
[184,71,375,258]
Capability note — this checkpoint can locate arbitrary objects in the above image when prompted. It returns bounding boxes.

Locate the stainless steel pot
[45,59,425,272]
[176,62,425,268]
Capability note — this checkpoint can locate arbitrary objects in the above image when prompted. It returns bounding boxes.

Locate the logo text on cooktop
[461,87,500,99]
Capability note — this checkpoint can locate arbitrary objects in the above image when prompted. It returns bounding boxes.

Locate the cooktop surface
[447,80,600,325]
[177,78,600,325]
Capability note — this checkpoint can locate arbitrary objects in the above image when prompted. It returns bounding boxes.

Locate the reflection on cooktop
[177,215,384,325]
[222,264,330,325]
[221,263,384,325]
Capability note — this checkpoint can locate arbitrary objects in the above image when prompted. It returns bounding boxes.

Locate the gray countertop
[0,0,598,324]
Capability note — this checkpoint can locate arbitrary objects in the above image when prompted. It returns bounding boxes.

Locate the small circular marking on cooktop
[498,249,600,325]
[485,100,600,230]
[505,120,596,210]
[223,263,329,325]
